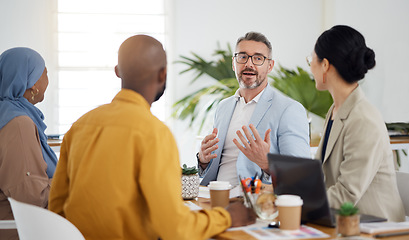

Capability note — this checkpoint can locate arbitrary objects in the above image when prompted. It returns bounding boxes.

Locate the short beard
[238,79,264,89]
[238,68,265,89]
[154,83,166,102]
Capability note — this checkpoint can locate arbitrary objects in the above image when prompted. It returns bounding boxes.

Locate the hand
[233,124,271,171]
[226,202,257,227]
[198,128,219,164]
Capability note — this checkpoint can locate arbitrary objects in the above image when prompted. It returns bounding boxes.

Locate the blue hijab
[0,47,57,178]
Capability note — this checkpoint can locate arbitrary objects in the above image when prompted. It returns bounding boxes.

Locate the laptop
[267,153,387,227]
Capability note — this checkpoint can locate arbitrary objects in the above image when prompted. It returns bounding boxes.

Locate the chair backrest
[8,198,85,240]
[396,171,409,218]
[0,220,16,229]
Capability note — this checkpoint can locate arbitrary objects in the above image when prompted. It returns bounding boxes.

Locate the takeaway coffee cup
[275,195,303,230]
[208,181,231,208]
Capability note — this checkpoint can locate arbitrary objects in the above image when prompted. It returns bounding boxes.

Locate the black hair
[236,32,273,57]
[314,25,375,83]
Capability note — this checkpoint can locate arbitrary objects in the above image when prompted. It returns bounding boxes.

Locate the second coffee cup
[275,194,303,230]
[208,181,231,208]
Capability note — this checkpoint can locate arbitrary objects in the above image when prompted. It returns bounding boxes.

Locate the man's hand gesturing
[198,128,219,168]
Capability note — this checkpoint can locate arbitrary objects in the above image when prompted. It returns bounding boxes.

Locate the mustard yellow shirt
[49,89,231,240]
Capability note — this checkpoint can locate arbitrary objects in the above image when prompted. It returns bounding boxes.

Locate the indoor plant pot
[181,164,200,200]
[336,202,360,237]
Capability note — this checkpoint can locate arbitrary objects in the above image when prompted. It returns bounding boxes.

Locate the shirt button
[26,172,31,176]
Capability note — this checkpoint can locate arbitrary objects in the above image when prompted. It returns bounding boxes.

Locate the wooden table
[47,139,62,147]
[190,198,409,240]
[389,136,409,150]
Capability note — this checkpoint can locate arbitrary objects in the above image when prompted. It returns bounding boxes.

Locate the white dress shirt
[217,88,265,186]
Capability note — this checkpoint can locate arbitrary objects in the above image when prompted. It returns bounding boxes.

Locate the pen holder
[244,191,278,221]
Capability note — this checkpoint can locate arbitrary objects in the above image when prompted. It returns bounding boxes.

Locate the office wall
[0,0,58,133]
[1,0,408,168]
[168,0,324,166]
[169,0,409,167]
[328,0,409,122]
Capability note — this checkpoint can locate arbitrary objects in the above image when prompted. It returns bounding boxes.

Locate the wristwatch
[261,169,271,182]
[196,152,201,163]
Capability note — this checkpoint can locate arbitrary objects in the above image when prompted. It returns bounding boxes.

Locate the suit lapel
[322,86,363,164]
[249,86,273,128]
[216,97,238,154]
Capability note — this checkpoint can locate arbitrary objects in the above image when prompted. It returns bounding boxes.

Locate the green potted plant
[172,44,237,132]
[336,202,360,237]
[269,66,333,119]
[181,164,200,200]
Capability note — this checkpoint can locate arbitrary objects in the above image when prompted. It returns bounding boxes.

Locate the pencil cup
[275,195,303,230]
[254,192,278,221]
[208,181,231,208]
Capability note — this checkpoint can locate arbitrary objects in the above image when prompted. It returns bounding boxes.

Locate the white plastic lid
[208,181,231,190]
[275,194,303,207]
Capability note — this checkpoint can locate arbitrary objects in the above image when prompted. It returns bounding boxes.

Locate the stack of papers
[360,221,409,237]
[244,225,329,239]
[184,201,202,211]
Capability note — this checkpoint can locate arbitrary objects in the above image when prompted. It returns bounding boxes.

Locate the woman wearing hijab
[0,47,58,239]
[309,25,405,222]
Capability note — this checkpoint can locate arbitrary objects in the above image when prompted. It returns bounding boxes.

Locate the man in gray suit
[198,32,311,186]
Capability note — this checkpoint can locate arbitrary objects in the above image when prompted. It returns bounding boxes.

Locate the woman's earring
[31,88,39,102]
[323,73,327,84]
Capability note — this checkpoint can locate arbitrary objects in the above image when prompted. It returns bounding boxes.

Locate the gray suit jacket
[200,85,310,185]
[316,86,405,222]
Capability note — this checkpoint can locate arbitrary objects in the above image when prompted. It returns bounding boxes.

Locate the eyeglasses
[234,53,271,66]
[306,55,312,66]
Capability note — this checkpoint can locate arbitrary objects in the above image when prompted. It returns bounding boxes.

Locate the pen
[239,176,255,210]
[374,231,409,238]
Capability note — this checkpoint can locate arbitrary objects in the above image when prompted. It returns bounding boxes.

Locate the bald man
[49,35,255,240]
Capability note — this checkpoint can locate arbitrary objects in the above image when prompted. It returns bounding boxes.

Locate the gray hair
[236,32,273,57]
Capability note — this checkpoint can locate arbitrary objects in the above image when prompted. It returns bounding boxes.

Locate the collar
[336,85,364,120]
[234,86,267,104]
[113,88,151,111]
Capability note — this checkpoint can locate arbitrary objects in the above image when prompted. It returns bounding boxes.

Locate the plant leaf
[269,65,333,118]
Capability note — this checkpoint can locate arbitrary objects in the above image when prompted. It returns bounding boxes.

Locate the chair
[396,171,409,221]
[0,220,16,229]
[8,198,85,240]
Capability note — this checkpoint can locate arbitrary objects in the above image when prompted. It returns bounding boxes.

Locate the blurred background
[1,0,408,169]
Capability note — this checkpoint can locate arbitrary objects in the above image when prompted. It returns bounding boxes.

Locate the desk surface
[47,139,62,147]
[190,198,408,240]
[390,136,409,144]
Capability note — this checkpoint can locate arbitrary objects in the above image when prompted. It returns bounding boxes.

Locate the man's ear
[158,67,167,84]
[268,59,275,73]
[232,57,236,72]
[114,65,121,78]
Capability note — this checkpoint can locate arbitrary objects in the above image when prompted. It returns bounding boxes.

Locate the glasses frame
[234,53,271,66]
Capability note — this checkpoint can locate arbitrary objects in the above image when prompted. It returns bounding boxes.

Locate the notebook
[267,153,387,227]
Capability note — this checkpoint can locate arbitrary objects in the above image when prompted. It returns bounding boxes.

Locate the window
[57,0,166,133]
